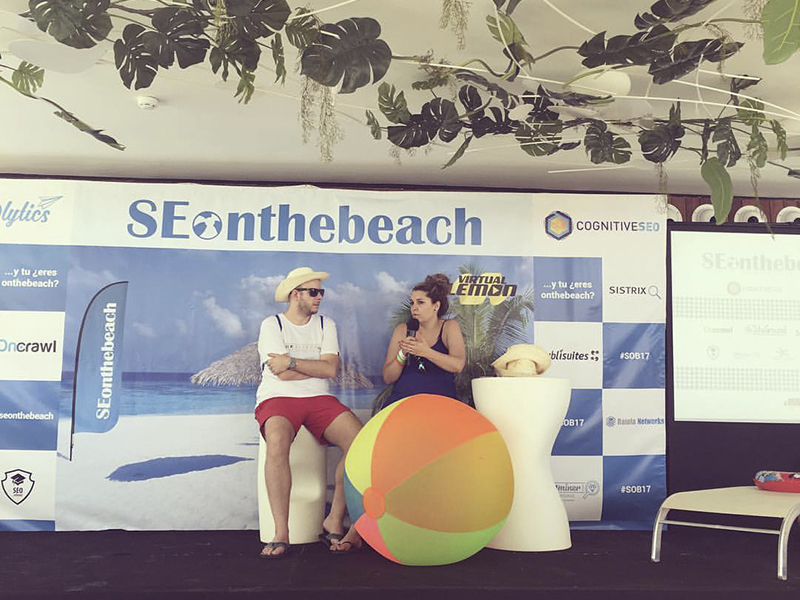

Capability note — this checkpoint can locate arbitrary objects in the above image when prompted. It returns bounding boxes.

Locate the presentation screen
[671,226,800,423]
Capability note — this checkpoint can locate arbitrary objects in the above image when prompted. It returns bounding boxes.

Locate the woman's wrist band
[395,350,407,365]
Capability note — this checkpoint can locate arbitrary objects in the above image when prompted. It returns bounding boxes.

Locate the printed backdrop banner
[0,180,666,532]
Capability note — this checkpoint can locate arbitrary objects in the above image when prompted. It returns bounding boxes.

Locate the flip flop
[318,531,344,549]
[260,541,291,559]
[329,539,361,555]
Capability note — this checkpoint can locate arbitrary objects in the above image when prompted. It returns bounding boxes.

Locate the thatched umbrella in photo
[191,342,373,389]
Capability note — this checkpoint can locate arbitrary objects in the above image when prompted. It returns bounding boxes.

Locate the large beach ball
[344,393,514,565]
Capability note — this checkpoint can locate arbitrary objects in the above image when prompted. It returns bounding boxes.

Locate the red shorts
[254,395,350,445]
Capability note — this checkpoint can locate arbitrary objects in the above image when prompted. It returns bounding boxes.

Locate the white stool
[473,376,572,551]
[257,425,326,544]
[651,485,800,580]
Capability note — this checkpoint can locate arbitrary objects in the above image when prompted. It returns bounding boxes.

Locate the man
[255,266,362,558]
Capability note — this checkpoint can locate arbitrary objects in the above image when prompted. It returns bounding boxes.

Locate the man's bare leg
[321,411,363,552]
[261,416,295,557]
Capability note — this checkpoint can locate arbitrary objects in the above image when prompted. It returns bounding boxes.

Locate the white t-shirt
[255,314,339,403]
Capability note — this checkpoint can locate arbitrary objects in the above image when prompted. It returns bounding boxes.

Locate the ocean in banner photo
[58,371,383,415]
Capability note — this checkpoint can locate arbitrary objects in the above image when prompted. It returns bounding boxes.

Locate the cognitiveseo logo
[2,469,35,505]
[545,211,573,240]
[0,196,62,228]
[127,200,483,246]
[451,272,517,305]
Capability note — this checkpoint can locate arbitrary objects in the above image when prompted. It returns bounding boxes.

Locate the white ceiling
[1,0,799,197]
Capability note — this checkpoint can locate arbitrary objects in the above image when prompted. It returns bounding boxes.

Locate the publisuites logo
[2,469,35,505]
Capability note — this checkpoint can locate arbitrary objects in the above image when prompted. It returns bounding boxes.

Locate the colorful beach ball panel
[344,394,514,566]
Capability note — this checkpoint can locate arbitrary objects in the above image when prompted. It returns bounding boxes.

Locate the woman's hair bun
[425,273,451,293]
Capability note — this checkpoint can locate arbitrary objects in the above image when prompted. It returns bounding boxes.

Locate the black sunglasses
[296,287,325,297]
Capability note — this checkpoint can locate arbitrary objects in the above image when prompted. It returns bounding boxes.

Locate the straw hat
[274,266,329,302]
[492,344,551,377]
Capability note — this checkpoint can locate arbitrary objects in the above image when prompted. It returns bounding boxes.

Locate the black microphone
[398,318,420,365]
[406,317,419,338]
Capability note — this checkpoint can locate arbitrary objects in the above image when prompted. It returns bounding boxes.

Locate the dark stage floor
[1,527,798,599]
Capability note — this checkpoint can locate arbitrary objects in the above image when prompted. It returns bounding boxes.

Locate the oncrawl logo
[2,469,35,505]
[0,196,62,228]
[545,211,572,240]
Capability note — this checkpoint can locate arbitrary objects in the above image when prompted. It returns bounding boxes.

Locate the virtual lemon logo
[545,211,572,240]
[452,273,517,305]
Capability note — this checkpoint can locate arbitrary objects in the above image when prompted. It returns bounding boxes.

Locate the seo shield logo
[545,211,572,240]
[2,469,35,505]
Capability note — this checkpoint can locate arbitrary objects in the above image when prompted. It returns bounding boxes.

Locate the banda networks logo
[1,196,62,228]
[127,200,483,246]
[605,415,665,427]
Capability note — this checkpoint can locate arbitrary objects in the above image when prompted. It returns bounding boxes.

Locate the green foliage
[225,0,291,40]
[114,25,159,90]
[762,0,800,64]
[378,83,411,124]
[770,119,788,160]
[235,69,256,104]
[365,110,382,140]
[701,157,733,224]
[145,7,210,70]
[638,103,684,163]
[635,0,720,29]
[648,38,743,84]
[736,99,766,124]
[747,123,768,168]
[584,121,632,164]
[442,135,473,169]
[301,17,391,93]
[712,118,742,167]
[578,25,676,68]
[486,12,534,66]
[11,62,44,95]
[29,0,112,49]
[270,33,286,84]
[284,9,320,49]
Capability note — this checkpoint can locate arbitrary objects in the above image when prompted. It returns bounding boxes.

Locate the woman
[380,273,466,408]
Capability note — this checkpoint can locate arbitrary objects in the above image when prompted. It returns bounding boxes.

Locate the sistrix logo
[2,469,35,505]
[545,211,573,240]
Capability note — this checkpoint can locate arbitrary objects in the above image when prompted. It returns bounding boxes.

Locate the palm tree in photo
[371,262,535,413]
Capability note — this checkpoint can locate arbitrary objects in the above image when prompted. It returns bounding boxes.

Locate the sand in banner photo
[54,413,259,530]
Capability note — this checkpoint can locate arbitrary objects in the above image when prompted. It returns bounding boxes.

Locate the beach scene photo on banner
[55,248,533,530]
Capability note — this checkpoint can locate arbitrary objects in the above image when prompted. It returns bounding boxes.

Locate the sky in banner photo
[61,246,535,379]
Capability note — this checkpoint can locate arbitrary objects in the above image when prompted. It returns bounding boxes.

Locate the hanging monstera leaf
[225,0,291,40]
[387,98,462,148]
[584,121,632,164]
[387,114,438,149]
[578,24,676,68]
[301,17,391,94]
[648,38,743,84]
[142,7,210,69]
[209,34,261,81]
[470,107,519,138]
[455,71,519,109]
[634,0,718,30]
[114,24,158,89]
[638,103,684,163]
[515,121,562,157]
[29,0,112,49]
[712,118,742,167]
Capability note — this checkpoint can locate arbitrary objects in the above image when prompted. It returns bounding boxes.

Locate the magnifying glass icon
[647,285,662,300]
